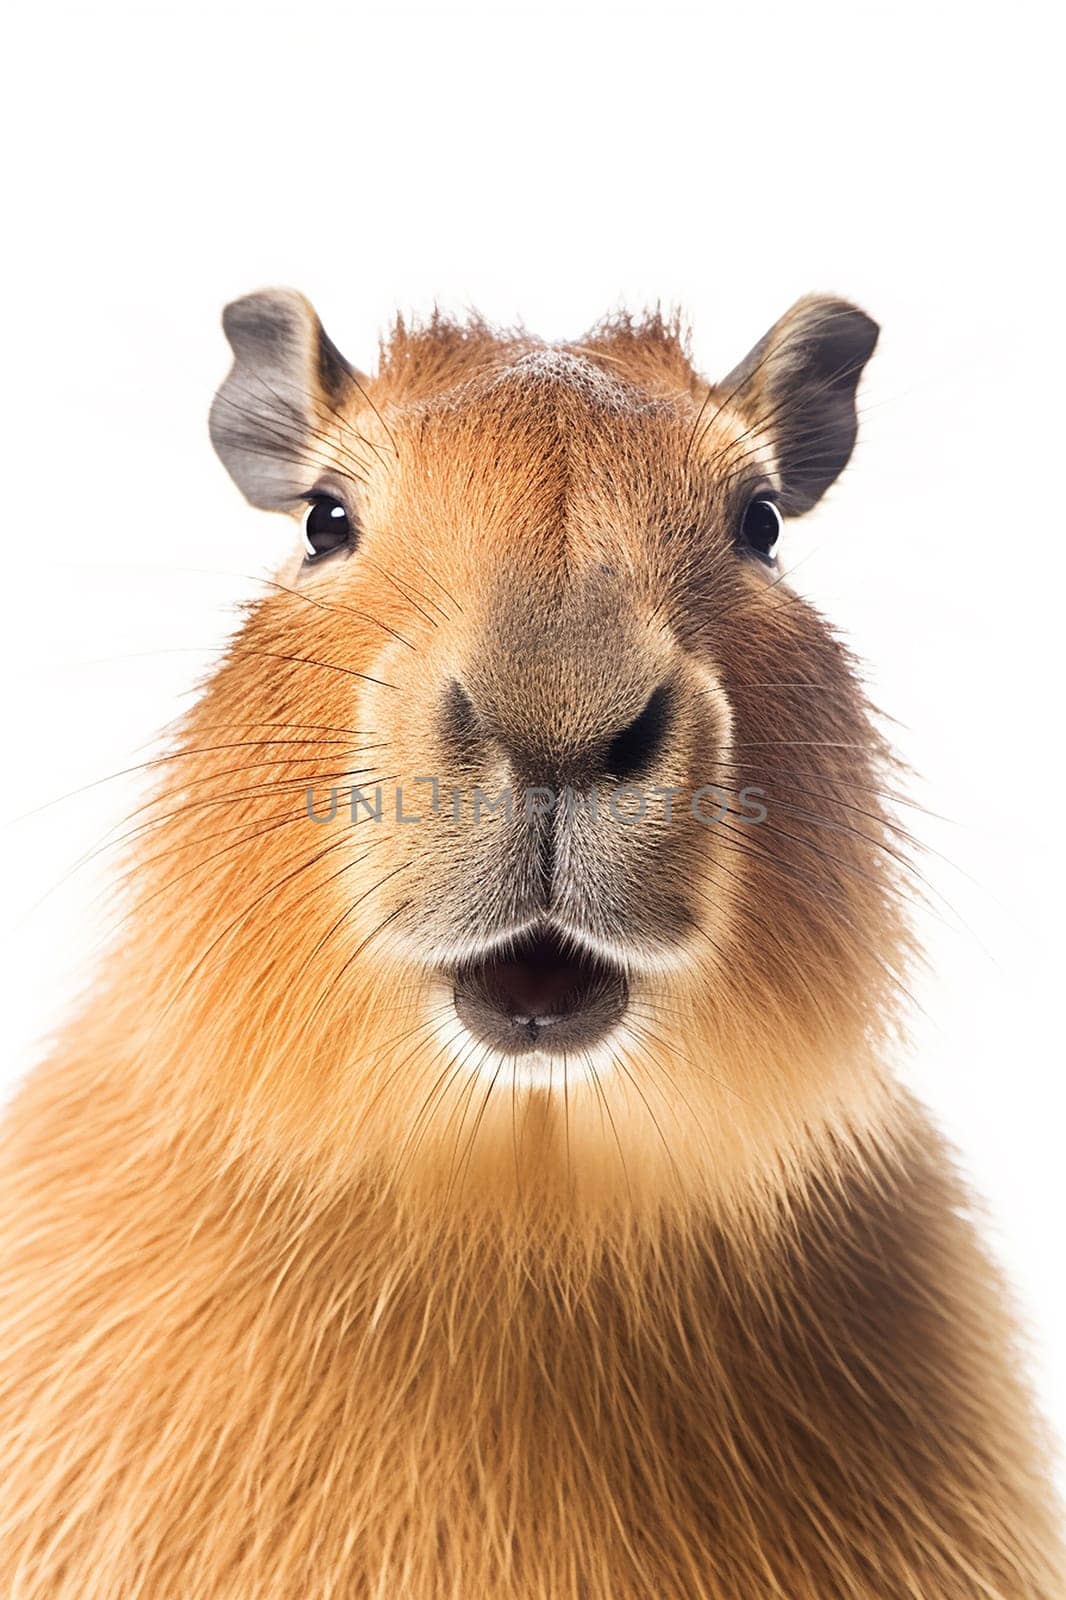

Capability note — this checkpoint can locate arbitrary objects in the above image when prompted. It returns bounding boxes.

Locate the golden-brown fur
[0,299,1061,1596]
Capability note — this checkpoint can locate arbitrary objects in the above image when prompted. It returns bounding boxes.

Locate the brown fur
[0,300,1061,1596]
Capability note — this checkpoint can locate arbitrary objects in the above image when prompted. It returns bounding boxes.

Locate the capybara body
[0,296,1061,1596]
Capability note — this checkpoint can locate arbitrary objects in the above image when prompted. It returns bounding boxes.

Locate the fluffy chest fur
[0,1087,1058,1599]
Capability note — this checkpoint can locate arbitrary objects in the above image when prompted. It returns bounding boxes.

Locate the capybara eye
[739,497,782,563]
[301,496,352,563]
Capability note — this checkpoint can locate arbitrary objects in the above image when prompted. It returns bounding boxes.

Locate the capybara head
[124,292,904,1223]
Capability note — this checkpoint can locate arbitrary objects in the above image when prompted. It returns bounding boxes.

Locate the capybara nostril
[440,678,483,758]
[604,682,673,780]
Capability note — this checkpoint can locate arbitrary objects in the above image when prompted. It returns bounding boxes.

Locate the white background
[2,0,1063,1491]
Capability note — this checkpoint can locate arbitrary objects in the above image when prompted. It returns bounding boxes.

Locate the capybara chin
[0,293,1061,1597]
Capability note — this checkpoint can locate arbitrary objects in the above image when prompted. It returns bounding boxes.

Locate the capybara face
[176,293,903,1214]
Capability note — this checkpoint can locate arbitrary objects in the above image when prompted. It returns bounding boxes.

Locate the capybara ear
[209,288,363,510]
[718,296,879,515]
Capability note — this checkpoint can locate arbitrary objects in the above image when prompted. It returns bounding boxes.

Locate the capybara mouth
[452,927,629,1055]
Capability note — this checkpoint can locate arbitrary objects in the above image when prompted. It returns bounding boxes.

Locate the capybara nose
[439,677,674,785]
